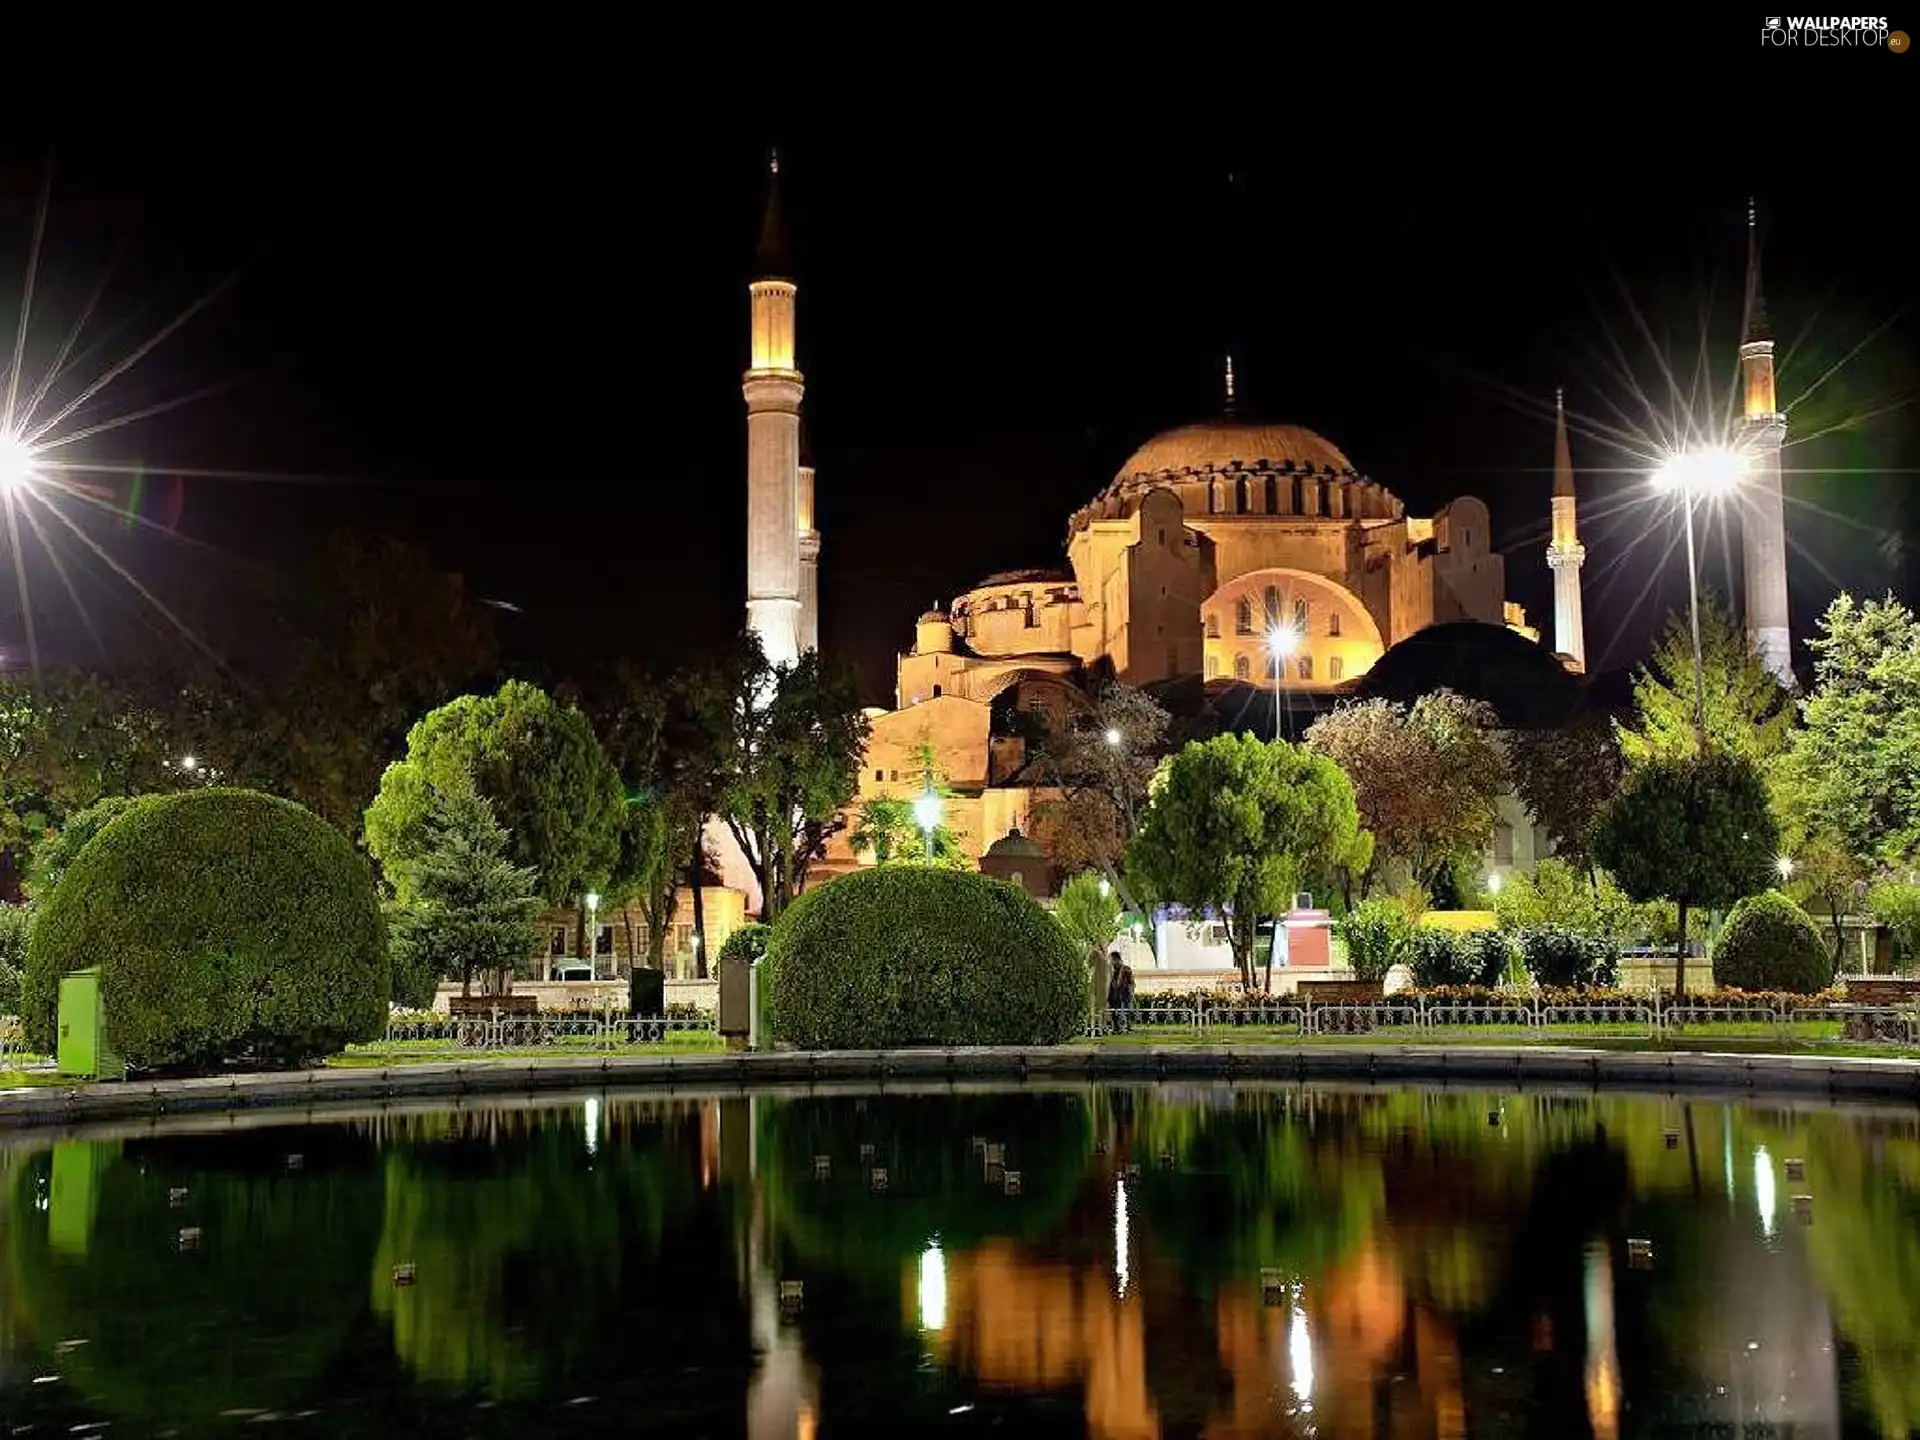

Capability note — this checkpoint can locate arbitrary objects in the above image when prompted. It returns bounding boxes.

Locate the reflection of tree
[758,1093,1094,1427]
[4,1128,382,1429]
[1130,1092,1383,1294]
[760,1094,1093,1280]
[371,1106,748,1406]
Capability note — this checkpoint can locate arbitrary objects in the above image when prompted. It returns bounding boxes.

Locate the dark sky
[3,41,1915,703]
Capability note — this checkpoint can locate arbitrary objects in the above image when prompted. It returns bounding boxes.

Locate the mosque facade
[739,162,1789,879]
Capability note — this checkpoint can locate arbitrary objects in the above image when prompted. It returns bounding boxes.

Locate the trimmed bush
[1517,924,1621,989]
[1409,926,1512,988]
[1334,899,1412,981]
[26,795,140,904]
[1712,890,1834,995]
[718,923,769,968]
[766,867,1084,1048]
[24,789,389,1068]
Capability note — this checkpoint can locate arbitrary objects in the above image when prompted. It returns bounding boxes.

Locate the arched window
[1206,613,1221,639]
[1263,585,1280,623]
[1294,597,1309,628]
[1329,657,1344,681]
[1235,598,1253,635]
[1297,656,1313,681]
[1267,654,1283,682]
[1233,654,1250,682]
[932,684,942,698]
[1205,655,1218,679]
[1328,611,1341,637]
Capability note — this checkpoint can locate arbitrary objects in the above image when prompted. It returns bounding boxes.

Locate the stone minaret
[1740,199,1792,686]
[797,423,820,654]
[743,152,803,667]
[1546,386,1587,672]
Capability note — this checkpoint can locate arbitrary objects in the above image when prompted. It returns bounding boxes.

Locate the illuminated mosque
[737,159,1790,874]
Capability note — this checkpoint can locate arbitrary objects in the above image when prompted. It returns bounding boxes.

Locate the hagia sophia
[737,157,1790,892]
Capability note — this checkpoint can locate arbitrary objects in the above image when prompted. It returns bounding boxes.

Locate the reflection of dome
[1117,421,1357,480]
[1356,621,1582,727]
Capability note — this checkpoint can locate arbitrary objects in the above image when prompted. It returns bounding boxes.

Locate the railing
[1086,994,1915,1044]
[359,1009,719,1057]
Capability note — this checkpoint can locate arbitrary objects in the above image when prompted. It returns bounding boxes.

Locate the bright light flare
[1289,1299,1314,1407]
[0,431,38,493]
[1651,447,1748,496]
[1104,726,1123,747]
[918,1242,947,1332]
[913,790,942,832]
[1755,1145,1777,1238]
[1265,624,1301,660]
[1114,1178,1130,1297]
[1776,855,1795,881]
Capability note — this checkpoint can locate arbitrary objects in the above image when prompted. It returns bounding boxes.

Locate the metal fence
[1087,995,1920,1044]
[358,1010,719,1057]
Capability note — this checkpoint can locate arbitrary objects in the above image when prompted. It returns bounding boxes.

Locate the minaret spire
[1739,199,1791,686]
[743,152,805,666]
[1546,387,1587,672]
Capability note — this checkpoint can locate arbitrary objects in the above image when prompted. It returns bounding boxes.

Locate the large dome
[1117,421,1357,480]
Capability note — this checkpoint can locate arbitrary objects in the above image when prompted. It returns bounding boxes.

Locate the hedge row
[1118,985,1854,1014]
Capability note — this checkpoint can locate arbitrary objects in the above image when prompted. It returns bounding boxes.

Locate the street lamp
[913,784,942,865]
[1104,726,1123,748]
[585,891,601,979]
[1650,447,1749,736]
[1487,871,1502,897]
[1264,624,1300,737]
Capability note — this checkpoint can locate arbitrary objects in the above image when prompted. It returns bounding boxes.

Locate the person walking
[1115,960,1137,1033]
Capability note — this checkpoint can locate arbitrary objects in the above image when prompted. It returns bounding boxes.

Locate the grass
[329,1030,724,1067]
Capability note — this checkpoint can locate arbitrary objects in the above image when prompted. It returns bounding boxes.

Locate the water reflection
[2,1085,1919,1433]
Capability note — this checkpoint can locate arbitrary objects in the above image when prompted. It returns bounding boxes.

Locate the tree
[1590,750,1778,993]
[712,635,869,922]
[1780,594,1920,870]
[386,772,542,1001]
[1305,690,1506,893]
[1507,716,1622,876]
[1028,683,1171,893]
[1054,870,1124,1021]
[365,681,624,907]
[1615,594,1793,768]
[849,738,966,867]
[1127,734,1366,988]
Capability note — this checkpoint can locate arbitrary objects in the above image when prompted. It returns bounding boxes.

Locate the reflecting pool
[4,1083,1920,1435]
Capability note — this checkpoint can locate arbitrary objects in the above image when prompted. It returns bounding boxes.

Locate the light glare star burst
[2,162,253,675]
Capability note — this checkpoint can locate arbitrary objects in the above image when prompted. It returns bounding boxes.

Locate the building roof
[1116,420,1358,480]
[1355,621,1585,728]
[982,827,1047,860]
[970,568,1073,589]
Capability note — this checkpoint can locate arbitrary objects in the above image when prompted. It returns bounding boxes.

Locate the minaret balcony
[1546,543,1587,570]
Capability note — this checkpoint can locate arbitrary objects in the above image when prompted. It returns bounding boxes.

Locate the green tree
[1492,855,1658,943]
[385,772,542,1001]
[1054,870,1124,1021]
[1027,683,1173,893]
[1779,594,1920,869]
[24,795,141,904]
[1867,881,1920,972]
[1590,751,1778,993]
[712,635,869,921]
[849,737,966,867]
[1127,735,1366,987]
[1506,715,1622,875]
[1615,594,1793,768]
[1305,690,1506,893]
[365,681,623,907]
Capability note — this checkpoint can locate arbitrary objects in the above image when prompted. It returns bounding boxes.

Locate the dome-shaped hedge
[766,868,1085,1048]
[1711,890,1834,995]
[24,789,389,1068]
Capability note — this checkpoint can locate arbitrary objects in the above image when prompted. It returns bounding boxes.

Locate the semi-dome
[1117,421,1357,480]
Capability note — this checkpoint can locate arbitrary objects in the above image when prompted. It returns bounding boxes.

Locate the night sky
[3,46,1914,704]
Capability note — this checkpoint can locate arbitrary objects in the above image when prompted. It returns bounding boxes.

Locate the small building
[978,827,1054,898]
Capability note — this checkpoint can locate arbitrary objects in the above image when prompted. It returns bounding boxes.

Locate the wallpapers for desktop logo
[1760,14,1904,46]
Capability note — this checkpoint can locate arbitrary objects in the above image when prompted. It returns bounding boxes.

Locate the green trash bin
[57,968,126,1081]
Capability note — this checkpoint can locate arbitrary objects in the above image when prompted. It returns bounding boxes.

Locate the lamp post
[585,891,601,980]
[913,784,942,866]
[1651,448,1748,738]
[1264,623,1300,738]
